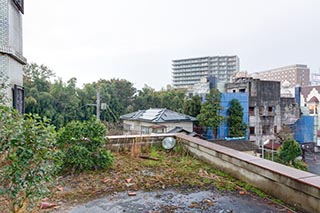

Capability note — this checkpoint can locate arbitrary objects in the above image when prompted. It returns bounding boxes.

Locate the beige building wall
[250,65,310,87]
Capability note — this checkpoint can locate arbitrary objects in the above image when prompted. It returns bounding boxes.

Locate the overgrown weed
[43,143,287,210]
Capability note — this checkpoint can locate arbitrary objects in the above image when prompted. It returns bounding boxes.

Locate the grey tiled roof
[120,108,197,123]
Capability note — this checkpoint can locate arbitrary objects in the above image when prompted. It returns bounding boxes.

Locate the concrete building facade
[172,55,239,89]
[310,71,320,85]
[250,64,310,88]
[225,78,300,146]
[0,0,26,112]
[187,75,218,99]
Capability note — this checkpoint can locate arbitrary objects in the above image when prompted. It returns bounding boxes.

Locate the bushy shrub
[0,106,57,212]
[57,117,114,173]
[278,137,302,165]
[64,145,94,171]
[265,137,307,171]
[292,159,308,171]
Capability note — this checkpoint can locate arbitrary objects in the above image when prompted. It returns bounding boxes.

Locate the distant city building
[310,70,320,85]
[231,71,248,82]
[250,64,310,88]
[225,77,300,146]
[187,76,218,98]
[281,80,294,97]
[172,55,239,89]
[0,0,26,113]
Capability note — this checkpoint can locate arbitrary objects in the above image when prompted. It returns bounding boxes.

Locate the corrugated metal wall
[218,93,249,139]
[203,92,249,140]
[293,115,314,143]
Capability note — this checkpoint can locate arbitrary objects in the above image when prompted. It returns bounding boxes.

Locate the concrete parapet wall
[176,133,320,213]
[106,134,175,151]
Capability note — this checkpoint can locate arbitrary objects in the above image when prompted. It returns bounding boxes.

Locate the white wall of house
[123,120,194,134]
[9,1,23,54]
[8,0,24,89]
[8,55,23,86]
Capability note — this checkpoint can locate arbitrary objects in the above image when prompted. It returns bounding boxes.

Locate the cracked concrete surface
[68,189,295,213]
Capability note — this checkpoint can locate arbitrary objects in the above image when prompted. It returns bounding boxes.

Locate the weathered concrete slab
[69,189,294,213]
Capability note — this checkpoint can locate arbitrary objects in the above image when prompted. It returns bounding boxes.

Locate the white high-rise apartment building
[172,55,239,88]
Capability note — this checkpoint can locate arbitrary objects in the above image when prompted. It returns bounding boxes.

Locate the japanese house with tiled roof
[120,108,197,135]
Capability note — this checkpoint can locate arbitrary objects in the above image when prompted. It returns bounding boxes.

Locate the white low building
[120,108,197,135]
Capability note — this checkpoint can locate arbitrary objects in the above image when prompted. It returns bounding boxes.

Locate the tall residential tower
[0,0,26,112]
[172,55,239,88]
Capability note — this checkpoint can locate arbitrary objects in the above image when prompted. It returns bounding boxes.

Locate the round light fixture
[162,137,176,150]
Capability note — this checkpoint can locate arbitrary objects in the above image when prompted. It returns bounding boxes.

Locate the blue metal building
[204,92,249,140]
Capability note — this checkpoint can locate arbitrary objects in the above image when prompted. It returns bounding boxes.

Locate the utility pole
[261,139,264,159]
[272,139,274,161]
[96,88,100,120]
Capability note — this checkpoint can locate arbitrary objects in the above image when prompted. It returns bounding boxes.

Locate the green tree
[183,95,202,117]
[133,85,187,113]
[227,99,247,137]
[76,83,95,120]
[133,85,159,110]
[278,137,302,165]
[99,78,136,122]
[23,63,56,117]
[158,88,186,112]
[23,63,55,93]
[0,106,57,212]
[197,89,224,138]
[24,63,83,128]
[50,78,81,127]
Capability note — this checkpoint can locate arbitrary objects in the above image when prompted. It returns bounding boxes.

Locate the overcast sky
[24,0,320,90]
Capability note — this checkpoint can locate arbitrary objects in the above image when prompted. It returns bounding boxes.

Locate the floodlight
[162,137,176,150]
